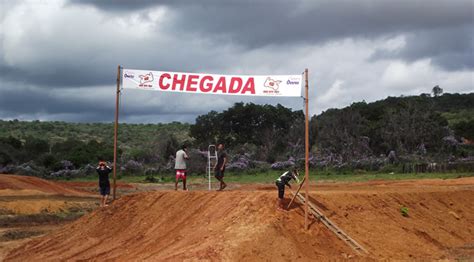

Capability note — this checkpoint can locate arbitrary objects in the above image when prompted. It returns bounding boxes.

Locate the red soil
[5,177,474,261]
[0,174,89,196]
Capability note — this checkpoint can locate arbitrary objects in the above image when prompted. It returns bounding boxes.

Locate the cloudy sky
[1,0,473,123]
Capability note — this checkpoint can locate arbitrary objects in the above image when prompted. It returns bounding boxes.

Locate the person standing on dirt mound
[275,168,299,210]
[214,143,228,191]
[96,160,112,207]
[175,144,189,191]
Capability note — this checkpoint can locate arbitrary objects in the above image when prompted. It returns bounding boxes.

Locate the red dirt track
[0,174,88,196]
[5,177,474,261]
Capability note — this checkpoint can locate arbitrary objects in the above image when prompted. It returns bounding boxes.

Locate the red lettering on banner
[228,77,242,93]
[242,78,255,94]
[200,76,213,92]
[186,74,198,92]
[213,77,227,93]
[172,74,186,91]
[159,73,171,90]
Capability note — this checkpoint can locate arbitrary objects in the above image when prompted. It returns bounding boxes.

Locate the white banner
[121,69,302,97]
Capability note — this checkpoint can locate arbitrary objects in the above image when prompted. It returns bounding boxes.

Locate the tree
[190,103,304,161]
[379,98,447,154]
[315,107,371,161]
[454,120,474,140]
[24,137,49,159]
[189,111,220,147]
[432,85,443,97]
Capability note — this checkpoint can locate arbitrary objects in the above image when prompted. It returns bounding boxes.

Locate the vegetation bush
[400,206,409,217]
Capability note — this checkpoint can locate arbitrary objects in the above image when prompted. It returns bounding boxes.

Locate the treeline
[191,103,305,162]
[0,92,473,177]
[0,121,190,176]
[0,136,113,170]
[313,93,474,161]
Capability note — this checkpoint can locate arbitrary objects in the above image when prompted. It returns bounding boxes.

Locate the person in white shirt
[174,145,189,191]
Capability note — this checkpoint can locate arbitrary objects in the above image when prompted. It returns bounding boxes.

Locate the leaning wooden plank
[290,191,369,255]
[287,177,306,209]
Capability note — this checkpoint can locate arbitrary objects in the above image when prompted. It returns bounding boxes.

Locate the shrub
[400,206,409,217]
[144,173,159,183]
[271,157,295,170]
[122,160,143,175]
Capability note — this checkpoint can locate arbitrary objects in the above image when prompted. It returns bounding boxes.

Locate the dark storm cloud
[0,86,109,117]
[3,0,472,88]
[371,25,474,71]
[0,85,183,123]
[1,0,472,123]
[0,64,110,87]
[70,0,473,47]
[67,0,474,71]
[68,0,163,12]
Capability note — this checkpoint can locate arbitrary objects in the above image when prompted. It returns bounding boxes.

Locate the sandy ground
[0,174,99,260]
[0,174,97,215]
[0,225,64,260]
[3,176,473,261]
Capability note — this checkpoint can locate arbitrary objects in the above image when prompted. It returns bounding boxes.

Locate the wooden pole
[304,68,310,230]
[113,65,121,200]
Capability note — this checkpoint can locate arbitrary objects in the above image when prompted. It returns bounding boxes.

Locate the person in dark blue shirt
[96,160,112,207]
[275,168,299,210]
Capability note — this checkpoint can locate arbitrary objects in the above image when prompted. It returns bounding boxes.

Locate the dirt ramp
[0,174,88,196]
[5,191,355,261]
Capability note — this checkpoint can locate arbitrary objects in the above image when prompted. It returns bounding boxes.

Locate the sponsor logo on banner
[139,72,154,88]
[286,77,300,86]
[124,72,135,79]
[263,77,282,95]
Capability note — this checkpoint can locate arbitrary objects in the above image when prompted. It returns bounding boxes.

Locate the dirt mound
[58,181,135,189]
[5,178,474,261]
[311,185,474,260]
[0,175,88,196]
[5,191,355,261]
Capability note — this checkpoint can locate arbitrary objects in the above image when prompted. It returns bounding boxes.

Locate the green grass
[60,170,474,184]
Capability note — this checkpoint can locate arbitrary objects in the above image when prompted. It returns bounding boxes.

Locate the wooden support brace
[287,177,306,209]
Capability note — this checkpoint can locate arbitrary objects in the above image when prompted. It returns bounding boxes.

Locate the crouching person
[96,160,112,207]
[275,168,299,210]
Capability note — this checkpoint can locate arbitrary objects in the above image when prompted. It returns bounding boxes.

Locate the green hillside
[0,92,473,178]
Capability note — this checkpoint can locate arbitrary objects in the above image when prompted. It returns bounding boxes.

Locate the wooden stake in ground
[304,68,310,230]
[113,65,121,200]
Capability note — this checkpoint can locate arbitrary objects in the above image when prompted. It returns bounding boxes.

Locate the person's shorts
[176,169,186,180]
[215,169,225,179]
[276,181,285,199]
[99,184,110,196]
